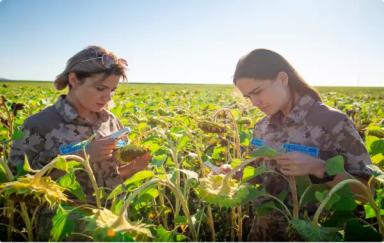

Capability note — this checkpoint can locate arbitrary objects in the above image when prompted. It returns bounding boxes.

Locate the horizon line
[1,79,383,88]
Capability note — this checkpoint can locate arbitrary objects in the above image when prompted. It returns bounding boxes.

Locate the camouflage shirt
[10,95,125,203]
[251,94,372,195]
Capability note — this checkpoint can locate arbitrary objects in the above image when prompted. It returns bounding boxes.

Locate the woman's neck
[281,92,299,116]
[65,93,97,122]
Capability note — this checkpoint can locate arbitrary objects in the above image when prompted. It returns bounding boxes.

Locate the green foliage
[1,83,384,241]
[196,174,251,208]
[325,155,345,176]
[51,205,88,241]
[249,146,278,158]
[154,225,187,242]
[107,170,154,200]
[344,219,382,241]
[242,165,268,182]
[289,219,341,241]
[58,170,86,202]
[0,161,9,183]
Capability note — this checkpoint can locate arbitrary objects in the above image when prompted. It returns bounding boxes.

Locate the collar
[54,95,110,125]
[270,95,317,126]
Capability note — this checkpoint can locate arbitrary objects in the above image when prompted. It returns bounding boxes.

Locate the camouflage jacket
[9,95,125,203]
[251,94,372,195]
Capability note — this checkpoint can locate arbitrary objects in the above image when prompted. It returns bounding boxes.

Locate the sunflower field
[0,81,383,241]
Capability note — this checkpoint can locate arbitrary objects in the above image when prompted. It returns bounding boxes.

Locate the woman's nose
[103,92,112,102]
[250,96,263,107]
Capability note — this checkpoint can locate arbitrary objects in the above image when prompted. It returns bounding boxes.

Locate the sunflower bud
[198,120,226,134]
[196,174,249,208]
[11,102,25,116]
[116,144,150,163]
[237,117,252,126]
[148,117,167,127]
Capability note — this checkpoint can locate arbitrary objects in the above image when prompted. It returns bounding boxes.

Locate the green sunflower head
[0,174,68,208]
[196,174,249,208]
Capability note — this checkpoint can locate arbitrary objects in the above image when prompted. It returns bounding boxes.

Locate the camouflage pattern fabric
[9,95,126,203]
[247,94,372,241]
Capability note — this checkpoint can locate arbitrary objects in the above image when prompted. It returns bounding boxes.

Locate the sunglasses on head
[76,54,127,69]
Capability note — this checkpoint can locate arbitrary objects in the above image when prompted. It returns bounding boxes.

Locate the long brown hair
[233,49,321,102]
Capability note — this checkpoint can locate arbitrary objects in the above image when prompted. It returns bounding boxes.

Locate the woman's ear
[277,71,289,86]
[68,72,79,88]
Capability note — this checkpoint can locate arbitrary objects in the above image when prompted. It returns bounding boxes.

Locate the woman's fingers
[275,152,296,160]
[275,158,294,167]
[219,164,232,174]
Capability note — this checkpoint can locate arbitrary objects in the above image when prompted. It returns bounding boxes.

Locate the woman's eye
[96,86,105,91]
[252,89,261,95]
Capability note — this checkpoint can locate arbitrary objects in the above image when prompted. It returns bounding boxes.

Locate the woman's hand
[218,164,232,174]
[275,152,326,178]
[130,153,151,172]
[85,137,117,163]
[118,153,151,179]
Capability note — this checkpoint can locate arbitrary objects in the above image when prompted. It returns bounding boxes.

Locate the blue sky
[0,0,383,86]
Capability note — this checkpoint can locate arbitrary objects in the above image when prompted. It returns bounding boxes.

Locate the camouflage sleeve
[9,123,52,171]
[332,116,372,178]
[252,117,268,138]
[95,116,125,190]
[116,117,129,143]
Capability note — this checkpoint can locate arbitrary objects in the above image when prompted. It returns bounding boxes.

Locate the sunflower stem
[118,178,198,241]
[6,200,15,241]
[207,205,216,240]
[0,158,14,181]
[157,185,169,229]
[80,149,102,209]
[288,176,299,219]
[20,202,33,241]
[230,208,235,241]
[169,147,181,220]
[237,205,243,240]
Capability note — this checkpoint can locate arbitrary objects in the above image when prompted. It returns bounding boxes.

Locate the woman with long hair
[233,49,372,240]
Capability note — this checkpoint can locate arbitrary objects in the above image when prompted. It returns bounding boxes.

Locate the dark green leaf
[54,157,81,173]
[176,135,189,151]
[16,155,35,177]
[51,205,70,241]
[154,225,173,242]
[111,198,124,215]
[0,162,9,183]
[12,129,24,140]
[123,170,154,186]
[344,219,382,241]
[58,170,86,202]
[300,184,328,207]
[242,166,257,182]
[174,215,187,225]
[289,219,341,241]
[322,211,355,228]
[370,139,384,156]
[325,155,345,176]
[151,154,167,167]
[50,205,87,241]
[250,146,277,158]
[239,130,251,146]
[364,204,384,219]
[241,187,265,205]
[331,184,356,211]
